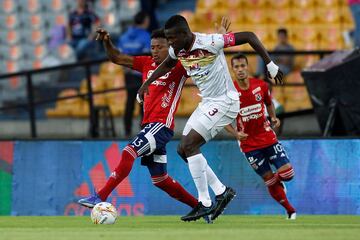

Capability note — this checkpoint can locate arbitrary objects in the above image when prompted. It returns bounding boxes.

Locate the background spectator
[256,28,295,79]
[67,0,100,60]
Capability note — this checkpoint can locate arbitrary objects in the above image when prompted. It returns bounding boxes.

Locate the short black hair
[231,53,248,66]
[134,11,149,25]
[151,28,166,39]
[164,15,189,30]
[277,28,288,36]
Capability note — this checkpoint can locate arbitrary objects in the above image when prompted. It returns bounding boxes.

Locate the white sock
[187,154,211,207]
[206,165,226,196]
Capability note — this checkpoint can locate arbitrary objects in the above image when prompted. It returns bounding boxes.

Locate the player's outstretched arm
[233,32,283,85]
[137,55,177,102]
[96,28,134,68]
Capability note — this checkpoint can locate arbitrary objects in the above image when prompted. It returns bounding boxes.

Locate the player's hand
[266,61,284,85]
[270,117,281,128]
[137,83,150,104]
[96,28,110,41]
[236,131,248,141]
[215,16,231,34]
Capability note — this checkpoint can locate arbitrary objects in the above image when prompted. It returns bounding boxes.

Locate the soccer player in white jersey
[138,15,284,221]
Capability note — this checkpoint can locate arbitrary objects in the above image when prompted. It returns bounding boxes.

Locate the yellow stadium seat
[292,8,317,24]
[99,62,123,75]
[271,86,285,106]
[341,5,355,25]
[319,40,344,50]
[46,89,88,118]
[317,7,341,24]
[293,0,315,8]
[318,24,342,43]
[292,25,319,42]
[268,0,291,8]
[268,8,293,25]
[222,0,242,9]
[242,0,268,8]
[284,86,312,112]
[196,0,217,14]
[283,71,312,111]
[244,8,268,24]
[315,0,339,8]
[292,39,319,50]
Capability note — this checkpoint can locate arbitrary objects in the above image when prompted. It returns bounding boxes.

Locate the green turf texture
[1,215,359,240]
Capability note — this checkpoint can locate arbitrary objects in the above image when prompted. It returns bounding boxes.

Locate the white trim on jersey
[166,76,187,128]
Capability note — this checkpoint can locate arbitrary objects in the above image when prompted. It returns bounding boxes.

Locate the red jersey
[132,56,187,130]
[234,78,278,152]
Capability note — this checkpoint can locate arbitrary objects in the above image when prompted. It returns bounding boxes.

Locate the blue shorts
[128,122,173,169]
[244,142,290,177]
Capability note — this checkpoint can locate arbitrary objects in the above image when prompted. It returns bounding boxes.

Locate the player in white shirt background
[138,15,284,221]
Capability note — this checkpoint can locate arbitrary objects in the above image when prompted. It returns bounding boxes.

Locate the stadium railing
[0,50,333,138]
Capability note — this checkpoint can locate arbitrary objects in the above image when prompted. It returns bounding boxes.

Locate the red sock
[267,177,295,213]
[152,174,198,208]
[97,145,137,201]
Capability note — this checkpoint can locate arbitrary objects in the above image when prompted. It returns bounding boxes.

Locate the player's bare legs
[262,164,296,220]
[178,129,236,221]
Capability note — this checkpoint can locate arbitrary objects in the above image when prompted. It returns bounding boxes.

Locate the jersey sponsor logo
[252,87,261,94]
[151,80,167,86]
[239,103,262,116]
[258,158,265,166]
[255,93,262,101]
[242,113,263,122]
[161,82,175,108]
[147,70,170,81]
[248,156,256,164]
[269,155,277,160]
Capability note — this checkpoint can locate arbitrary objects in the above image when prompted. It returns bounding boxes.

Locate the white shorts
[183,97,240,142]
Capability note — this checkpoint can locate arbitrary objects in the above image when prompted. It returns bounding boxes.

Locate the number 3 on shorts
[208,108,218,116]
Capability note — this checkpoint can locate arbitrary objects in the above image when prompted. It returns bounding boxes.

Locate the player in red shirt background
[225,53,296,220]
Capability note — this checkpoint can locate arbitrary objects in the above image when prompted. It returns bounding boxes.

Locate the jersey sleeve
[132,56,149,73]
[208,33,236,51]
[168,46,178,60]
[262,82,272,105]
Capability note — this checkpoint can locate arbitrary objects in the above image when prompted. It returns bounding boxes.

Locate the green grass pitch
[1,215,359,240]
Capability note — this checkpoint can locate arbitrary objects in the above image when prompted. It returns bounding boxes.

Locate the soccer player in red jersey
[78,28,198,212]
[78,26,229,223]
[225,53,296,219]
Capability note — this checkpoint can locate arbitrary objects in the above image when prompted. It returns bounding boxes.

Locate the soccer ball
[91,202,117,224]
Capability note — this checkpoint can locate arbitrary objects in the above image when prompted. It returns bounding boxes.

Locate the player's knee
[278,166,295,182]
[264,174,278,187]
[177,144,187,162]
[182,139,199,156]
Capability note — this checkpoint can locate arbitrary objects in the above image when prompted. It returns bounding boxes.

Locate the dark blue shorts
[244,142,290,177]
[128,122,173,167]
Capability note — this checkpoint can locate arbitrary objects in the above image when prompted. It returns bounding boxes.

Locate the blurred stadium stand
[0,0,357,138]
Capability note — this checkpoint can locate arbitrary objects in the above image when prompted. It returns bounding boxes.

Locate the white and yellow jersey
[168,32,238,101]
